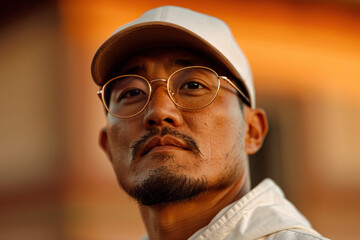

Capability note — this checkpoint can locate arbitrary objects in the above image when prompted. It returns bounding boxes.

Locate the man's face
[101,47,249,206]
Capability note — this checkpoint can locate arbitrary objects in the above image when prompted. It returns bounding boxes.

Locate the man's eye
[181,81,205,89]
[121,88,146,99]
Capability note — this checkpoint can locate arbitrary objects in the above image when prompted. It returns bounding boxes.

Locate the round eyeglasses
[97,66,250,118]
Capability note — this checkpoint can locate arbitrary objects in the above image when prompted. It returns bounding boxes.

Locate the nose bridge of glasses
[146,80,177,111]
[149,78,174,97]
[149,78,168,91]
[150,78,167,84]
[149,78,174,95]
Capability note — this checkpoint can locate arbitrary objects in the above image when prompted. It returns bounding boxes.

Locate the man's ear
[99,127,113,162]
[244,107,268,155]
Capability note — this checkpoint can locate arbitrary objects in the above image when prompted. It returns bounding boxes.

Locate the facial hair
[130,127,201,163]
[129,165,209,206]
[115,127,207,206]
[118,125,245,206]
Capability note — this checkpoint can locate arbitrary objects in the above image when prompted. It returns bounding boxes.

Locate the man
[91,6,328,240]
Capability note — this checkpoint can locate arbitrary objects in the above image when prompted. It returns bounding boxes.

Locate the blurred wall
[1,0,359,239]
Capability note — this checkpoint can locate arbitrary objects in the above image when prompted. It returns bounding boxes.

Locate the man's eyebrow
[119,65,144,75]
[118,58,204,76]
[174,59,200,67]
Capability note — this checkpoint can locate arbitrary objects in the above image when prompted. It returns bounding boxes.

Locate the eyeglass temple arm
[97,90,103,100]
[97,89,110,115]
[220,76,250,106]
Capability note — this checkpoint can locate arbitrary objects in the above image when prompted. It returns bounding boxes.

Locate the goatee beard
[124,127,206,206]
[128,166,208,206]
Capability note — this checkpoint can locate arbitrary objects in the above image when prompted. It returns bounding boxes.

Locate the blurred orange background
[1,0,359,239]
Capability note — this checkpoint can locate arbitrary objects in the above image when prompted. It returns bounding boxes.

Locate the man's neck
[139,177,249,240]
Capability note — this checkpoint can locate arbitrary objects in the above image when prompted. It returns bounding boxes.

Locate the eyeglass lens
[103,67,219,118]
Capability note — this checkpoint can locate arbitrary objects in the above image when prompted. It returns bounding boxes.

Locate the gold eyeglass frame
[97,66,250,119]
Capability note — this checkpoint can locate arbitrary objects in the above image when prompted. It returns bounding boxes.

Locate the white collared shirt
[142,179,329,240]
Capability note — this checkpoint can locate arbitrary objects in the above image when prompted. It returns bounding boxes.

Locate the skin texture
[99,47,268,240]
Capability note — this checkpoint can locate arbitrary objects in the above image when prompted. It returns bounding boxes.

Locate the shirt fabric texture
[141,178,329,240]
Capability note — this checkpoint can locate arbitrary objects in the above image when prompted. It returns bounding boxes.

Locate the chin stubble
[128,166,209,206]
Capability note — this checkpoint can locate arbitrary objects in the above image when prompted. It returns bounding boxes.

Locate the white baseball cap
[91,5,255,107]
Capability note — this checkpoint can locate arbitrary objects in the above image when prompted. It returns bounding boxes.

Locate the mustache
[130,127,201,160]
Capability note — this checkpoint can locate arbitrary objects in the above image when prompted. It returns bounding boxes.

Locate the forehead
[114,47,218,76]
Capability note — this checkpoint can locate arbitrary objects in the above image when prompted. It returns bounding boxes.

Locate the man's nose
[143,86,183,130]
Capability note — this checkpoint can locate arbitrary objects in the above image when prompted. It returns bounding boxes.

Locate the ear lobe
[99,127,113,162]
[244,107,268,155]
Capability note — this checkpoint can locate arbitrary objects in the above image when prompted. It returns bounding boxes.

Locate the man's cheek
[107,131,130,163]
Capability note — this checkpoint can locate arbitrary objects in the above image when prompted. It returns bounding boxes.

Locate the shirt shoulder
[265,229,330,240]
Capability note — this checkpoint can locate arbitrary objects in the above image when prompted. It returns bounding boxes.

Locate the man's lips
[140,135,190,156]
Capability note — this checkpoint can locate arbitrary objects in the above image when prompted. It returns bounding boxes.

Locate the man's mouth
[130,127,202,161]
[140,135,190,156]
